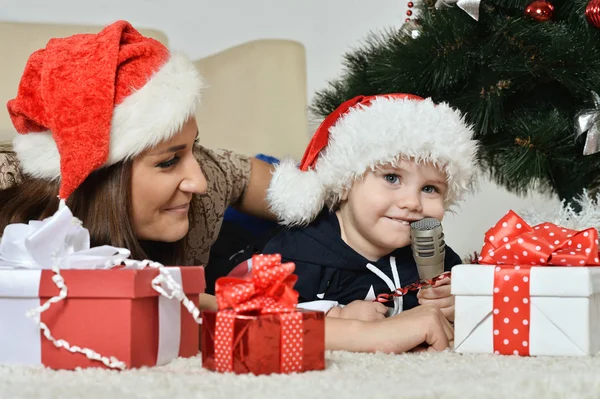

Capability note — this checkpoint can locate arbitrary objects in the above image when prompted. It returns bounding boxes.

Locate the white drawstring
[366,256,403,316]
[389,257,403,315]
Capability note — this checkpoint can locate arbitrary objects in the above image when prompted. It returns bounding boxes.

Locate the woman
[0,20,453,354]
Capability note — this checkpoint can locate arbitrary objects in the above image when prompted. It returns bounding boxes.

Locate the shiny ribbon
[0,203,201,369]
[213,254,304,373]
[574,91,600,155]
[374,272,451,304]
[478,210,600,355]
[435,0,480,21]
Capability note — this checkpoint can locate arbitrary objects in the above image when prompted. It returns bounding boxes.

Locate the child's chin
[397,240,411,249]
[383,238,410,250]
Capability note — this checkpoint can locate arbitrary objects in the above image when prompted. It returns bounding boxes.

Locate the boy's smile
[386,217,411,225]
[384,216,421,225]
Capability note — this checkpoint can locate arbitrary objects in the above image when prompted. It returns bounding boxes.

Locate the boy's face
[336,158,447,260]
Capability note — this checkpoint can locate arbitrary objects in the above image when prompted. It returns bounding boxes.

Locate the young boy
[264,93,478,322]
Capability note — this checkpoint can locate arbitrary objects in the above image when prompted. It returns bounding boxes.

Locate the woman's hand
[199,293,218,311]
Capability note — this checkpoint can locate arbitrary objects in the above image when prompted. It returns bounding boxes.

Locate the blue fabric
[223,154,280,235]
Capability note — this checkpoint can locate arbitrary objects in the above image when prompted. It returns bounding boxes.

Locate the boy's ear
[340,188,349,202]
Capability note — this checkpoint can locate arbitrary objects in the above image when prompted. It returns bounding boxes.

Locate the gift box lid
[451,264,600,297]
[0,267,205,299]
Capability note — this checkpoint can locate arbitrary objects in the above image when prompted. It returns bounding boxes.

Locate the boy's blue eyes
[383,173,440,193]
[157,156,180,168]
[384,174,399,184]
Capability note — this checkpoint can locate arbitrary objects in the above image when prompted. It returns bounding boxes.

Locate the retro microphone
[410,218,446,283]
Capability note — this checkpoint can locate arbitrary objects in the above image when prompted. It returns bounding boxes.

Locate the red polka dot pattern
[215,254,299,313]
[214,310,236,372]
[479,211,600,267]
[280,312,304,373]
[493,266,531,356]
[212,254,304,373]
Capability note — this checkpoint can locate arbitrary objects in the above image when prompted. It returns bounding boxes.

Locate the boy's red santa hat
[7,20,203,200]
[267,94,479,226]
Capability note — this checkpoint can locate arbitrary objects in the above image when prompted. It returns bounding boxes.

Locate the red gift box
[0,267,205,369]
[201,254,325,375]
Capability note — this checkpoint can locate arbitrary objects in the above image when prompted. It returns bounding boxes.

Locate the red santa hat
[267,94,479,226]
[7,20,203,200]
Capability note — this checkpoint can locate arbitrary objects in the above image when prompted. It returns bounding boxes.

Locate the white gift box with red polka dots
[452,264,600,356]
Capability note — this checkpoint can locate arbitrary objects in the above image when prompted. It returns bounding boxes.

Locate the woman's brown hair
[0,159,186,265]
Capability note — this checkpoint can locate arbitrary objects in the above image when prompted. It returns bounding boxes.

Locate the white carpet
[2,351,600,399]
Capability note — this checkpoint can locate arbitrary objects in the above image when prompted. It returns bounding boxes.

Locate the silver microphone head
[410,218,445,281]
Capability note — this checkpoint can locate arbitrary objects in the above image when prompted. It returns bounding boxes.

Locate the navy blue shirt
[263,210,461,310]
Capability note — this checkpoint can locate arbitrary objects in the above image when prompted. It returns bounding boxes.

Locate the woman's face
[130,118,207,242]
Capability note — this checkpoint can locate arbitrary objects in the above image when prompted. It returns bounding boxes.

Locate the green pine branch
[312,0,600,204]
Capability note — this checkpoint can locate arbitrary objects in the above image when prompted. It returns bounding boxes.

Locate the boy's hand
[328,300,388,321]
[361,304,454,353]
[417,276,454,321]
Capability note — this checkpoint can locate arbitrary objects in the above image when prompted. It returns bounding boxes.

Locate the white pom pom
[267,159,327,226]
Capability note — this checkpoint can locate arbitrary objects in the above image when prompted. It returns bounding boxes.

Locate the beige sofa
[0,21,309,159]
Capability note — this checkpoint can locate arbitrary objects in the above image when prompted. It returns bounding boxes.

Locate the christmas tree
[312,0,600,205]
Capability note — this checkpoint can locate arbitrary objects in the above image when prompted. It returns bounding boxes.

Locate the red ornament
[524,0,555,22]
[586,0,600,28]
[408,1,414,7]
[407,10,413,16]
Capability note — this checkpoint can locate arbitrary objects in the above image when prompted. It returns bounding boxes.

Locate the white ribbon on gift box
[0,203,201,369]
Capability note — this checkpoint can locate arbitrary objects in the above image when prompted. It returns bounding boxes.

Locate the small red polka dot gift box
[452,210,600,356]
[201,254,326,375]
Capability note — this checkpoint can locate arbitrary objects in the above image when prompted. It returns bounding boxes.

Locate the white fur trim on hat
[267,159,327,226]
[269,96,479,226]
[13,52,203,180]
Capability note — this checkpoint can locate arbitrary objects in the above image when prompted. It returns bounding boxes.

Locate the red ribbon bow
[213,254,304,373]
[479,210,600,267]
[215,254,299,314]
